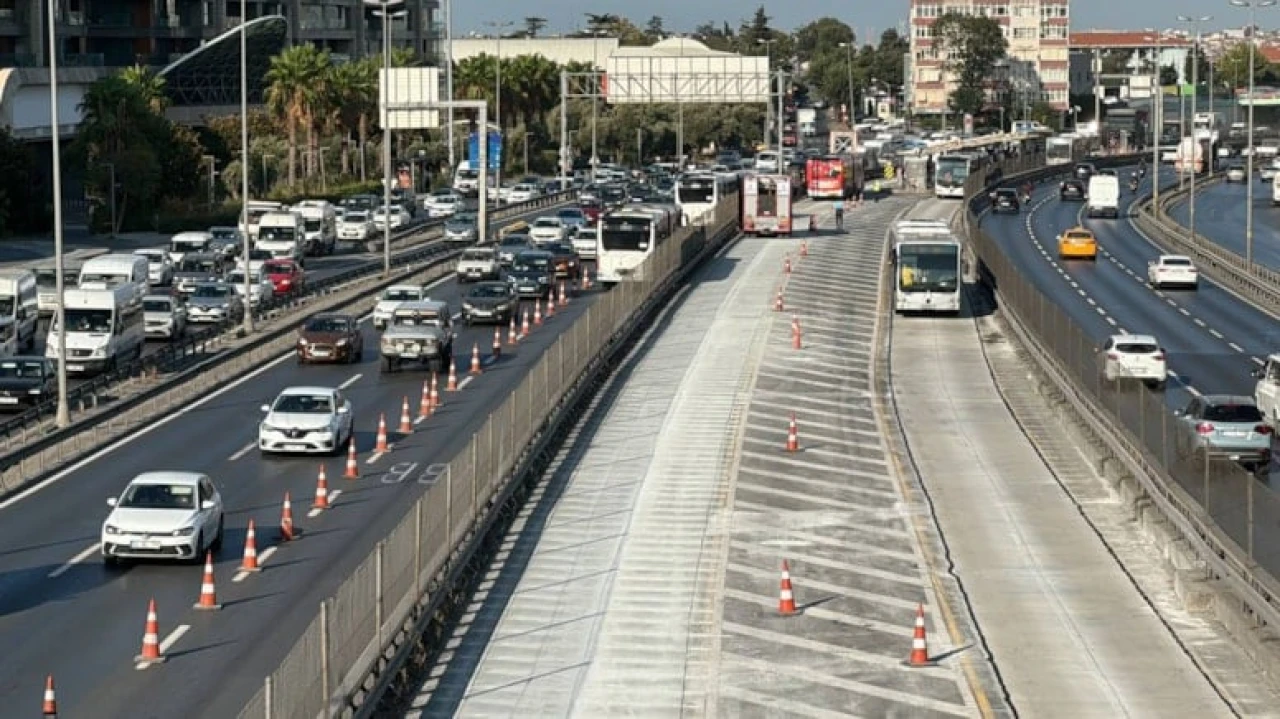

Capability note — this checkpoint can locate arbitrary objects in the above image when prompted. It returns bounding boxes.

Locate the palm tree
[118,65,168,114]
[265,45,331,185]
[326,60,370,176]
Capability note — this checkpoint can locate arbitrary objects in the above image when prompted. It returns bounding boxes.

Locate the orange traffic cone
[779,560,797,615]
[193,551,222,610]
[313,465,330,510]
[508,316,519,345]
[418,379,431,419]
[801,239,809,257]
[774,287,784,312]
[398,396,413,434]
[447,359,459,391]
[545,293,556,318]
[469,343,483,375]
[492,326,502,358]
[786,414,799,452]
[791,315,802,350]
[42,675,56,716]
[430,372,441,410]
[907,604,934,666]
[375,413,389,452]
[343,439,359,479]
[521,308,531,336]
[583,271,592,290]
[534,298,544,325]
[280,491,297,540]
[784,255,792,274]
[559,280,569,306]
[241,519,261,572]
[135,598,167,664]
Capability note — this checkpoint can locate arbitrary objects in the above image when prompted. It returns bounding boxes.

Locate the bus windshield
[1047,142,1072,161]
[601,220,651,251]
[898,244,960,293]
[935,158,970,188]
[677,182,715,204]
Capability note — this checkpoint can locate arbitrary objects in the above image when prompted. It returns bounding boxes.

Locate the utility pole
[1178,14,1212,246]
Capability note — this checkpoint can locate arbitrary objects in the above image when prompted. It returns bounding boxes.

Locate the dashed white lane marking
[339,373,363,389]
[457,376,475,390]
[1229,342,1244,352]
[136,624,191,669]
[48,542,100,578]
[233,545,279,582]
[228,442,255,462]
[305,489,342,519]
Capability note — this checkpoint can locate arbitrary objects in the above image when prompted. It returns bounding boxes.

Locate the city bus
[741,174,793,236]
[934,153,980,199]
[595,203,680,283]
[675,173,730,226]
[892,220,962,314]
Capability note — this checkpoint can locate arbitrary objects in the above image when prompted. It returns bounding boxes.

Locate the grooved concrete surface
[888,200,1234,717]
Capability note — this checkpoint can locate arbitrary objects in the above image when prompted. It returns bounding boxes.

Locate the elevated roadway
[1165,180,1280,273]
[0,258,598,715]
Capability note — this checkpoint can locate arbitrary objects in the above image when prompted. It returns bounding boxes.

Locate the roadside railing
[964,157,1280,643]
[0,193,575,451]
[235,194,742,719]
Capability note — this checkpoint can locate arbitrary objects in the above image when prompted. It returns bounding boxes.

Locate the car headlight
[462,302,474,311]
[336,338,349,346]
[298,338,308,346]
[171,526,196,537]
[28,388,42,395]
[104,524,120,535]
[261,422,283,433]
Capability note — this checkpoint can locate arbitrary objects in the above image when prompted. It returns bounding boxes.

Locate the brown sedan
[297,313,364,364]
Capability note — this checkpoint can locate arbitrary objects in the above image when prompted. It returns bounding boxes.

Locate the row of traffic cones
[775,560,935,667]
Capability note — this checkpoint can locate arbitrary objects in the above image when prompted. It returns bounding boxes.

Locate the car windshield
[382,288,422,302]
[461,250,492,261]
[469,284,509,299]
[447,219,474,228]
[227,272,257,285]
[576,230,598,240]
[558,210,584,220]
[178,259,217,273]
[264,262,293,275]
[1163,257,1192,266]
[1204,403,1263,423]
[393,311,442,327]
[344,212,368,222]
[272,393,334,414]
[1115,342,1159,354]
[305,317,349,333]
[137,251,164,263]
[1065,231,1092,240]
[193,285,231,299]
[143,299,173,313]
[534,219,558,227]
[248,250,272,261]
[210,228,237,240]
[499,240,527,250]
[119,482,197,510]
[996,190,1016,198]
[62,309,112,333]
[0,360,45,378]
[513,256,550,271]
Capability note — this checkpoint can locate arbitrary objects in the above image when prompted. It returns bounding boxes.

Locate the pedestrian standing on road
[833,198,845,230]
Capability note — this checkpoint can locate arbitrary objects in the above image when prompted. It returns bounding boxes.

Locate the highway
[0,262,599,716]
[1165,179,1280,271]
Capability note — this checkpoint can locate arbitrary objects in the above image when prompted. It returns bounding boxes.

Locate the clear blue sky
[454,2,1257,37]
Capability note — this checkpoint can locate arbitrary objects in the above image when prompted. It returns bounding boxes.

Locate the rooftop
[1069,31,1191,48]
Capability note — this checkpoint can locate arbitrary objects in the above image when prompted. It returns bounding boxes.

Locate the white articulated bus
[595,203,679,283]
[675,173,730,225]
[891,220,962,314]
[934,153,981,199]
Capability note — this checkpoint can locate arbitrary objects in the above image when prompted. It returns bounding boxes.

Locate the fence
[964,157,1280,633]
[237,193,741,719]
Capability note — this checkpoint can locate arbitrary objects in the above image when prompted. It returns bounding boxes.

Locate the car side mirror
[260,404,270,412]
[201,500,216,510]
[106,497,117,507]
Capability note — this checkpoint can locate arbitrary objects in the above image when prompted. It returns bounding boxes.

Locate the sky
[454,1,1261,37]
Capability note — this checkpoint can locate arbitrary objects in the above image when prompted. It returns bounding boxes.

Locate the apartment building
[0,0,438,69]
[909,0,1070,116]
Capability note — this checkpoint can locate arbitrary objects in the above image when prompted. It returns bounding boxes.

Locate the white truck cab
[256,211,306,265]
[169,231,214,264]
[1254,354,1280,426]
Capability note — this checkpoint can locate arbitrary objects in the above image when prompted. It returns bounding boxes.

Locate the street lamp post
[1151,32,1163,206]
[47,0,68,427]
[443,0,454,170]
[486,20,513,204]
[1178,14,1212,246]
[239,0,253,335]
[591,30,604,181]
[839,41,855,126]
[758,38,776,149]
[1231,0,1275,266]
[367,0,407,276]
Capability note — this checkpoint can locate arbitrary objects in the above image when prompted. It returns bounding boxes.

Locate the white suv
[258,386,354,455]
[1147,254,1199,289]
[528,216,568,243]
[1100,334,1167,389]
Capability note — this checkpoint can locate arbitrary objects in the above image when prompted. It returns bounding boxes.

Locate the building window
[915,3,941,17]
[1040,4,1069,18]
[1013,27,1036,40]
[915,25,933,39]
[1041,25,1068,40]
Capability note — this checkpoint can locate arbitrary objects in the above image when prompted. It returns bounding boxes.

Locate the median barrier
[963,156,1280,664]
[233,194,742,719]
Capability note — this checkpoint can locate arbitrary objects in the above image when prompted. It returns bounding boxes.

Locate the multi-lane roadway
[1166,178,1280,272]
[0,258,589,712]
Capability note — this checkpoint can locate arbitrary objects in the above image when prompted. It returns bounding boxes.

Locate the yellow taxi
[497,220,530,240]
[1057,226,1097,260]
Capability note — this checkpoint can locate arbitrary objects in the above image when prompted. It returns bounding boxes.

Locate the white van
[45,286,144,375]
[291,200,337,256]
[453,161,481,196]
[755,151,781,173]
[1271,172,1280,206]
[256,211,305,264]
[243,200,285,241]
[169,231,215,264]
[0,269,38,354]
[31,248,108,317]
[1086,173,1120,219]
[77,254,149,308]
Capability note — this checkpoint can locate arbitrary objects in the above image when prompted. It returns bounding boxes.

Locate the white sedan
[101,471,224,565]
[226,269,274,307]
[372,205,411,230]
[423,191,463,218]
[1147,254,1199,289]
[259,386,354,455]
[529,216,569,243]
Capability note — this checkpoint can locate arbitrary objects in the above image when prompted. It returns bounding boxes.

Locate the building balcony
[0,52,36,67]
[62,53,105,67]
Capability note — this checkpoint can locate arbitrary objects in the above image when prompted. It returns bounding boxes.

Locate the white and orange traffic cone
[545,293,556,318]
[417,380,431,420]
[280,492,297,540]
[774,287,784,312]
[469,343,483,375]
[907,604,934,667]
[42,675,56,717]
[508,316,519,345]
[430,372,441,410]
[492,326,502,359]
[583,271,592,290]
[344,439,360,479]
[375,413,390,452]
[135,598,167,665]
[534,298,544,325]
[398,396,413,434]
[521,308,531,337]
[313,466,330,511]
[791,315,802,350]
[447,359,459,391]
[784,255,792,274]
[786,414,799,452]
[559,280,569,306]
[193,552,222,610]
[779,560,797,615]
[800,239,809,257]
[241,519,261,572]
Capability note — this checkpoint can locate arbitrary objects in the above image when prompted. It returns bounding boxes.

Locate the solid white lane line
[228,442,255,462]
[48,543,100,578]
[457,376,475,390]
[158,624,190,653]
[338,373,363,389]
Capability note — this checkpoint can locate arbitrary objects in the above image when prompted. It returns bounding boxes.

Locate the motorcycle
[1128,178,1140,193]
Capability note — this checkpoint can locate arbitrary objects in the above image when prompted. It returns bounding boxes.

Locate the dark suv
[1059,179,1086,201]
[990,188,1021,214]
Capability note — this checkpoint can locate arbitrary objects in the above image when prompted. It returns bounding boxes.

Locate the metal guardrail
[964,158,1280,644]
[0,193,575,452]
[234,195,742,719]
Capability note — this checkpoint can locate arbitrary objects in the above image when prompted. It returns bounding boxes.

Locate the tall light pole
[47,0,68,428]
[1093,49,1102,137]
[367,0,407,277]
[758,38,776,150]
[1231,0,1275,266]
[444,0,455,171]
[839,41,855,126]
[485,20,513,204]
[239,0,253,334]
[1178,14,1212,245]
[590,30,605,181]
[1150,32,1163,206]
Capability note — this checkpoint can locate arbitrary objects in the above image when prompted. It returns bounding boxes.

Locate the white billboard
[604,52,769,104]
[380,67,441,129]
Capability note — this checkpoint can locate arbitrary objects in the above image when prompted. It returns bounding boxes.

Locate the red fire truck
[741,174,793,236]
[806,154,859,200]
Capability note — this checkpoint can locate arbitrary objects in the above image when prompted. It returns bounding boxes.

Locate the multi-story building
[0,0,438,69]
[909,0,1071,116]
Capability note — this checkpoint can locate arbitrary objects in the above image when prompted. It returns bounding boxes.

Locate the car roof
[129,471,205,486]
[1064,226,1092,234]
[1202,394,1257,406]
[386,283,425,291]
[144,294,176,302]
[1159,254,1192,262]
[516,249,553,258]
[278,385,339,397]
[1111,333,1158,345]
[533,217,561,223]
[396,299,448,312]
[499,235,531,244]
[309,312,353,321]
[135,248,166,255]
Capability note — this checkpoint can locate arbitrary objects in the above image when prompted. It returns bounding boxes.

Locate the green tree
[1159,65,1179,86]
[933,12,1007,116]
[265,44,331,185]
[118,65,168,113]
[793,18,854,64]
[1184,45,1210,86]
[523,17,546,37]
[645,16,665,40]
[0,128,38,235]
[1099,49,1133,75]
[1216,42,1275,89]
